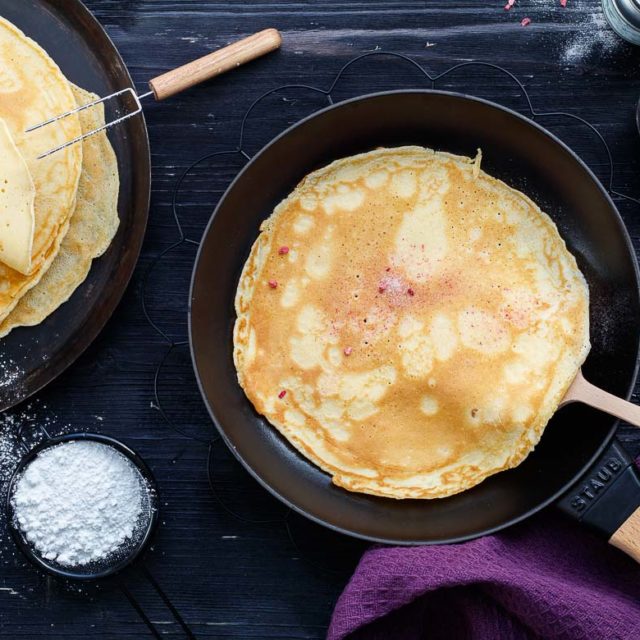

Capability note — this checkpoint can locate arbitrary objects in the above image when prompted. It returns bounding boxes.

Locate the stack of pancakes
[0,17,119,336]
[234,146,590,499]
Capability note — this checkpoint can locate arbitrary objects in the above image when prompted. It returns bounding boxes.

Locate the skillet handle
[557,438,640,563]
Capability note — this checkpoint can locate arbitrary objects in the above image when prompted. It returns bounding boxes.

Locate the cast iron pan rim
[11,0,151,409]
[189,88,640,545]
[6,432,159,580]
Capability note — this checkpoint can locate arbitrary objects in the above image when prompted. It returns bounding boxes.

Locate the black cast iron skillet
[190,90,640,547]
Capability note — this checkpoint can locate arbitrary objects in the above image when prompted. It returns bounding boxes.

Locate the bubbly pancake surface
[234,146,590,499]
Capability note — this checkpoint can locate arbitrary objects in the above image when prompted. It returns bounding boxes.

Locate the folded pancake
[0,118,35,274]
[0,17,82,321]
[234,146,590,499]
[0,85,119,337]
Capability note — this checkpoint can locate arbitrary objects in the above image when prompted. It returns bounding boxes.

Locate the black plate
[190,91,640,544]
[0,0,150,410]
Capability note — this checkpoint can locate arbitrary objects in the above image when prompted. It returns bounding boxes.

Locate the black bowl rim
[6,432,160,580]
[189,88,640,545]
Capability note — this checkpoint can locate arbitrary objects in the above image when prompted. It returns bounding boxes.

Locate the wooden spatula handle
[562,370,640,427]
[148,28,282,100]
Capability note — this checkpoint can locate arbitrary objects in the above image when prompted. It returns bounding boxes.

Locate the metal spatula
[26,28,282,159]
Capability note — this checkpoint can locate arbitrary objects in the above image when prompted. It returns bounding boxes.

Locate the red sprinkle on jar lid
[504,0,515,9]
[407,288,415,296]
[278,246,289,255]
[343,346,353,356]
[520,16,531,26]
[268,280,278,289]
[278,390,287,399]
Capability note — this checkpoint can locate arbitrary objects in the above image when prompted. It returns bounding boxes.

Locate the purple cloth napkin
[329,470,640,639]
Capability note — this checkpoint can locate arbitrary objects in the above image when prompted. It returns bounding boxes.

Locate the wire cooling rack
[141,51,640,586]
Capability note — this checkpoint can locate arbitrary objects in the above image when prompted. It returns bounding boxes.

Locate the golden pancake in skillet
[234,146,590,499]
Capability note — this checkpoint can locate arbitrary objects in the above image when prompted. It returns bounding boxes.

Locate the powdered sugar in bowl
[6,433,158,580]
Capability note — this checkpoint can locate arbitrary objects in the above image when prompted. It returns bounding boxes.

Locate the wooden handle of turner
[562,369,640,428]
[610,506,640,563]
[148,28,282,100]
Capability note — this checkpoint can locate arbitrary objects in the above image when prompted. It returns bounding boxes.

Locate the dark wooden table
[1,1,640,638]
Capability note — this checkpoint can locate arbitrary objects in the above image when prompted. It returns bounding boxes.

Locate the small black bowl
[6,433,159,581]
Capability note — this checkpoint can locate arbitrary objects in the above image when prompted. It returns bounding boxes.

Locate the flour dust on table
[0,403,60,502]
[562,8,621,63]
[501,0,624,64]
[0,416,23,492]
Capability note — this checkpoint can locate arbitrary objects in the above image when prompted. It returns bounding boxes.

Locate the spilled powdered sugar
[0,404,66,522]
[562,9,620,64]
[504,0,623,64]
[0,353,24,400]
[0,416,23,493]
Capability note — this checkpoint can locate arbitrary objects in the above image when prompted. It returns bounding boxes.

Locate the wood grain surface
[1,1,640,638]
